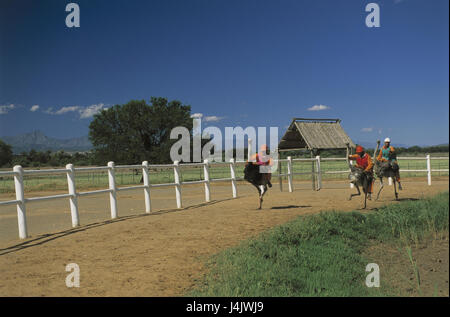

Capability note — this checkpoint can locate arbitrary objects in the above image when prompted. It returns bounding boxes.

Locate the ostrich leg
[394,180,398,200]
[258,185,266,209]
[363,191,367,209]
[376,178,384,201]
[363,177,370,208]
[349,185,361,200]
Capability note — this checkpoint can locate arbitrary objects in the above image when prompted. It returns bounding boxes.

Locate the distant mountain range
[1,131,92,153]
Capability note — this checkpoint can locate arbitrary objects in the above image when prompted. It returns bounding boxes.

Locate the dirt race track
[0,177,448,296]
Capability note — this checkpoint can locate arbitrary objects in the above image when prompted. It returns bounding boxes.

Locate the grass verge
[188,192,449,297]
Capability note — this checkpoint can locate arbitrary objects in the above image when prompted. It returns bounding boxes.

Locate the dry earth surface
[0,178,448,296]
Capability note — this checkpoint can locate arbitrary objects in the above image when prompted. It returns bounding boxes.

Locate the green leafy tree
[89,97,193,164]
[0,138,13,167]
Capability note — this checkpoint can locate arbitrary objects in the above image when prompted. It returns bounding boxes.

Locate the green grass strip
[189,192,449,297]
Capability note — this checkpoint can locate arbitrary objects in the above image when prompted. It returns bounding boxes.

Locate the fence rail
[0,154,448,239]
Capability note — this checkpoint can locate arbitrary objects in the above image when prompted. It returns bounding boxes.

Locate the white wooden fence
[282,155,449,190]
[0,159,244,239]
[0,155,448,239]
[397,155,449,186]
[279,155,449,191]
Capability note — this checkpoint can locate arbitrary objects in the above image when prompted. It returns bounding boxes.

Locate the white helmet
[384,137,391,143]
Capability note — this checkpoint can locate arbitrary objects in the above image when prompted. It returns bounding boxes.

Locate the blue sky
[0,0,448,147]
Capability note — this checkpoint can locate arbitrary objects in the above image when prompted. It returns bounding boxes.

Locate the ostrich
[244,163,271,209]
[348,163,372,209]
[373,140,400,201]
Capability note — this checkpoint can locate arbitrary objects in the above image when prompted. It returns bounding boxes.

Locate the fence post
[230,158,237,198]
[316,155,322,191]
[278,159,283,192]
[13,165,28,239]
[349,160,354,188]
[174,160,182,208]
[66,164,80,227]
[108,161,118,219]
[287,156,293,193]
[142,161,151,213]
[203,159,211,202]
[311,152,316,190]
[427,154,431,186]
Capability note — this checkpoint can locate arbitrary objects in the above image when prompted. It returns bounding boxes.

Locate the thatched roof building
[278,118,355,153]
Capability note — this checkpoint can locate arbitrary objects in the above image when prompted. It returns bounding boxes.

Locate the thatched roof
[278,118,355,151]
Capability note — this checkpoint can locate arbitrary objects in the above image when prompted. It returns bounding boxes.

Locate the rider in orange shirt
[348,145,374,199]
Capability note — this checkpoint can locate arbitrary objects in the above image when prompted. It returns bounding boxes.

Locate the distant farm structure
[277,118,355,190]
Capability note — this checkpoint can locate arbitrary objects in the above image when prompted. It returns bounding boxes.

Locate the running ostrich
[373,140,400,201]
[244,163,271,209]
[244,144,273,209]
[347,145,374,209]
[348,164,372,209]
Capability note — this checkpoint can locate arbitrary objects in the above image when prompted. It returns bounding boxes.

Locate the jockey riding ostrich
[244,144,273,209]
[347,145,374,209]
[374,139,402,201]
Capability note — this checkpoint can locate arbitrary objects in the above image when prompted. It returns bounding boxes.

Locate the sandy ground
[367,234,449,297]
[0,177,448,296]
